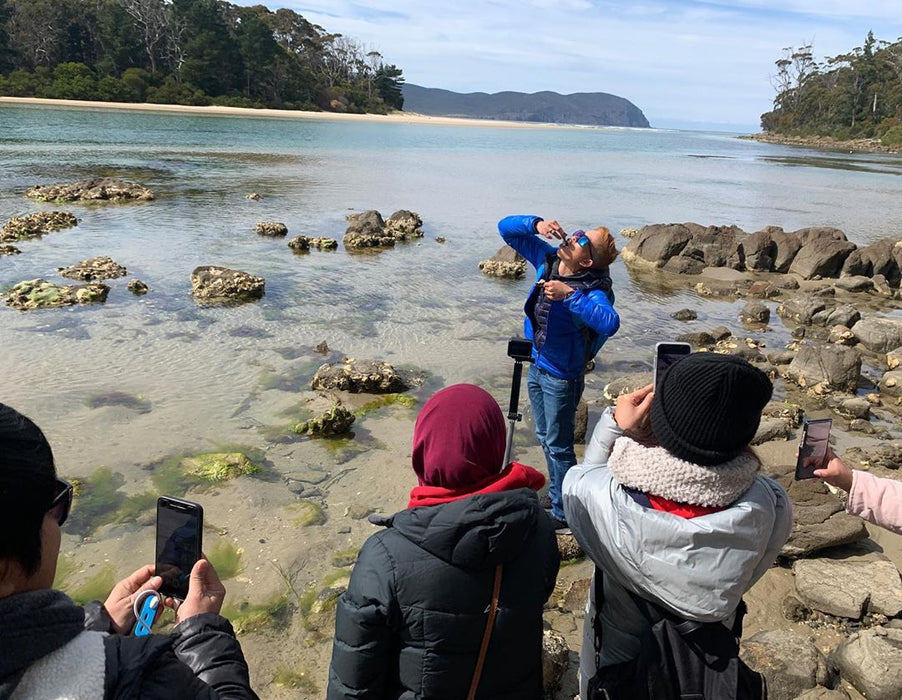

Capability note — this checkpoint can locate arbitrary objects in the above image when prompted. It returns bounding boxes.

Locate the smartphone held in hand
[653,342,691,391]
[795,418,832,480]
[155,496,203,600]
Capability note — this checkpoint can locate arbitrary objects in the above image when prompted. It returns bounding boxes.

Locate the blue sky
[246,1,900,132]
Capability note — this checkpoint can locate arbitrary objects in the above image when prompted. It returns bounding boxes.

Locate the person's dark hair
[0,403,57,575]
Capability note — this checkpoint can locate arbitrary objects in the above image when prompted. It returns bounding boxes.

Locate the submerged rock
[128,279,149,295]
[58,256,128,281]
[287,235,310,252]
[254,221,288,237]
[4,278,109,310]
[245,192,263,200]
[26,177,154,203]
[311,358,409,394]
[0,244,21,255]
[479,245,527,279]
[310,237,338,250]
[1,211,78,242]
[294,404,356,437]
[190,266,264,303]
[180,452,259,482]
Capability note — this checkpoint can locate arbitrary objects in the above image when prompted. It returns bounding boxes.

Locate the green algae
[331,548,359,568]
[53,553,78,590]
[354,393,417,418]
[288,501,326,527]
[66,468,126,536]
[273,667,317,693]
[150,449,265,496]
[207,540,244,580]
[68,565,116,606]
[223,595,291,635]
[182,452,260,482]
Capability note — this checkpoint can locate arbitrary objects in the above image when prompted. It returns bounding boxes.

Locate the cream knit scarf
[608,436,759,507]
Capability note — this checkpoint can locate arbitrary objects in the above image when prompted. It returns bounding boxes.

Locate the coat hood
[389,488,544,570]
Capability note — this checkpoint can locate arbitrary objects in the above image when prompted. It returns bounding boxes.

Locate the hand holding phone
[795,418,832,480]
[155,496,203,600]
[654,342,692,391]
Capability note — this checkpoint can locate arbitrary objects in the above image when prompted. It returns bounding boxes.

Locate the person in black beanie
[562,352,792,698]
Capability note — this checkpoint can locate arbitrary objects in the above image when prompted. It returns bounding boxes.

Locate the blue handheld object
[132,590,163,636]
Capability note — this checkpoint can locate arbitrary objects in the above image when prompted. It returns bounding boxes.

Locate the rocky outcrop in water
[190,266,265,303]
[294,404,356,437]
[479,244,527,279]
[344,210,396,249]
[0,244,20,255]
[26,177,155,203]
[254,221,288,237]
[4,278,109,310]
[384,210,424,240]
[1,211,78,242]
[58,256,128,281]
[622,223,902,286]
[128,279,149,295]
[311,358,411,394]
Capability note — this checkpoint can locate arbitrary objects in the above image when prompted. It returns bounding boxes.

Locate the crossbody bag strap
[467,563,504,700]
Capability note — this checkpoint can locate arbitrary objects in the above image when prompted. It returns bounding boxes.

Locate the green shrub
[146,77,211,106]
[882,125,902,147]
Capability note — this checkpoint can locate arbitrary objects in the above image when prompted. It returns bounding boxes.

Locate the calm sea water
[1,103,901,477]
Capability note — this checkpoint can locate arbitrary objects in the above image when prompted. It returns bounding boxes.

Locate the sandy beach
[0,95,584,130]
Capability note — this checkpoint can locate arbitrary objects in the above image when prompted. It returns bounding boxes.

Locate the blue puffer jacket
[499,215,620,380]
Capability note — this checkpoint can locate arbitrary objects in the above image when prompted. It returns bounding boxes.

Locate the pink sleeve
[847,470,902,535]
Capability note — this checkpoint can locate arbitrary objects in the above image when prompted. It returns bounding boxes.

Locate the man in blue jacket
[499,215,620,531]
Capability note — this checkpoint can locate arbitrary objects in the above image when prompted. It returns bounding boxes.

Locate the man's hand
[536,219,566,241]
[103,564,163,634]
[542,279,573,301]
[614,384,655,434]
[174,559,226,624]
[813,448,854,492]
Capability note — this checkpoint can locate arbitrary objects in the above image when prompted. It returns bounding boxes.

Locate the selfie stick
[503,338,534,469]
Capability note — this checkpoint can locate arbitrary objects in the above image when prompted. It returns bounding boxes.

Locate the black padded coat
[327,487,560,699]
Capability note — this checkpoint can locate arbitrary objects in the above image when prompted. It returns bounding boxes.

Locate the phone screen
[654,343,691,391]
[795,419,832,480]
[155,498,203,599]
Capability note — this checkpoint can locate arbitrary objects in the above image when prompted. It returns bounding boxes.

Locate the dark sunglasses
[48,478,73,527]
[572,230,592,249]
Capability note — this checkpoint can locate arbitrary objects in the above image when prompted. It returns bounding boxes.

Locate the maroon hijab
[408,384,544,507]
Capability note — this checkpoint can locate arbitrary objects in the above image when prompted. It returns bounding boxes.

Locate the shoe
[549,516,571,535]
[538,493,553,511]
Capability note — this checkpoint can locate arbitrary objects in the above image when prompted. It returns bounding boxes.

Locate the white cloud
[268,1,900,128]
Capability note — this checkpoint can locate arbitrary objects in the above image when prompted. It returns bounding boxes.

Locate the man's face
[556,230,595,268]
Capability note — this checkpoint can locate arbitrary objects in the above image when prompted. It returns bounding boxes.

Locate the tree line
[761,32,902,145]
[0,0,405,113]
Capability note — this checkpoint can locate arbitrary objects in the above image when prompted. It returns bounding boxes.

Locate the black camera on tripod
[502,337,533,467]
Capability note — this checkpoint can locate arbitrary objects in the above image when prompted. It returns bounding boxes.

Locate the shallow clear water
[1,103,901,478]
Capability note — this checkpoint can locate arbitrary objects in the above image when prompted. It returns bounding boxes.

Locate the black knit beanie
[650,353,773,466]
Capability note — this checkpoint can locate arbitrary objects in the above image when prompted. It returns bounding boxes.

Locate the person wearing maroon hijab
[327,384,560,700]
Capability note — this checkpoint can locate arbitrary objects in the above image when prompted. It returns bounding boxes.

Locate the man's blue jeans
[527,363,584,521]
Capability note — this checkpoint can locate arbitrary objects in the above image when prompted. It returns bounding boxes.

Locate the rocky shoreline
[741,132,902,155]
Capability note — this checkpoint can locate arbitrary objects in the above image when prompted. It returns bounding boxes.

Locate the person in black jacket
[0,402,257,699]
[327,384,561,700]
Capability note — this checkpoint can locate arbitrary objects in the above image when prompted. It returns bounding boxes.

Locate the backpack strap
[592,566,604,671]
[467,563,503,700]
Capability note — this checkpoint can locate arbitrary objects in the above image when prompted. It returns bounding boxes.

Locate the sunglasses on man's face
[48,479,73,527]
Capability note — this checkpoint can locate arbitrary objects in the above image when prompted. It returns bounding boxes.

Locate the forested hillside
[403,84,650,127]
[761,32,902,145]
[0,0,404,113]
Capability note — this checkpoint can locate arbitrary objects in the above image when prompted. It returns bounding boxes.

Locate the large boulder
[783,344,861,392]
[789,238,857,280]
[851,316,902,353]
[824,304,860,329]
[1,211,78,242]
[793,558,902,618]
[740,301,770,325]
[311,358,409,393]
[622,223,692,267]
[344,210,395,249]
[679,224,746,269]
[778,477,869,558]
[841,238,900,285]
[741,630,832,700]
[190,266,264,303]
[878,370,902,398]
[832,627,902,700]
[776,296,828,325]
[479,245,527,279]
[793,227,849,246]
[384,210,423,240]
[4,278,109,310]
[743,229,778,271]
[58,256,128,281]
[26,177,154,202]
[771,230,803,273]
